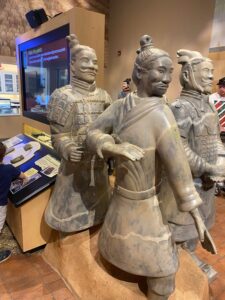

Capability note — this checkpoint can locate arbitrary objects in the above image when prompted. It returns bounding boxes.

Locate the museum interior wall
[105,0,216,101]
[0,0,219,137]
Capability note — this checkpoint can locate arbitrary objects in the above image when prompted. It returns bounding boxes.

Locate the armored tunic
[44,83,112,232]
[164,90,224,241]
[87,93,202,277]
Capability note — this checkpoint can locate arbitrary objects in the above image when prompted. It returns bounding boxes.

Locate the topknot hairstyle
[136,35,154,54]
[66,34,96,60]
[132,35,170,85]
[135,35,169,71]
[177,49,205,66]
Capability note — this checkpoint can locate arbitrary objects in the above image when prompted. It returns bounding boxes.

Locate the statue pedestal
[42,227,209,300]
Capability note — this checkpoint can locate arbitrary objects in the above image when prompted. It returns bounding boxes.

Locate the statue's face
[192,60,213,94]
[141,56,173,97]
[71,48,98,84]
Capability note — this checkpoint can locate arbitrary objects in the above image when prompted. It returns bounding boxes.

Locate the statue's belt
[115,183,161,200]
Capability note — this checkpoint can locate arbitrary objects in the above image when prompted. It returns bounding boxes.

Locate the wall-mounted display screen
[18,24,70,124]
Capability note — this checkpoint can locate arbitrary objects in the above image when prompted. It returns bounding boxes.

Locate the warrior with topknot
[87,35,214,300]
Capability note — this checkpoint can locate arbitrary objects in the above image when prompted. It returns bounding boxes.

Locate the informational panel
[3,134,60,207]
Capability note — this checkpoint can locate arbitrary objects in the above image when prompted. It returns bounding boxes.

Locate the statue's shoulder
[170,98,194,125]
[47,85,74,126]
[170,98,185,111]
[95,87,112,104]
[53,85,72,98]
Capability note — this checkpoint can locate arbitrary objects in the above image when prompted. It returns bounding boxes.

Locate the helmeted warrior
[45,34,112,232]
[163,49,225,280]
[87,36,214,300]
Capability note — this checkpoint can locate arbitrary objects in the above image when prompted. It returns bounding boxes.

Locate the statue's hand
[69,146,84,162]
[99,142,144,161]
[190,208,217,254]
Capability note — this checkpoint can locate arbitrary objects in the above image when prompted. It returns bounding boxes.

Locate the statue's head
[177,49,213,94]
[66,34,98,84]
[132,35,173,97]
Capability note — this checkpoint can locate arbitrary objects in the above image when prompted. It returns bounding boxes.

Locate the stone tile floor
[0,197,225,299]
[0,225,74,299]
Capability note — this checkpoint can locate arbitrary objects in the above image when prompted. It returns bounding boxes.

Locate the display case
[3,134,59,207]
[4,133,59,251]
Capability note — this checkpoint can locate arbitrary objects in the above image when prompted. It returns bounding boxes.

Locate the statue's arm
[155,109,202,212]
[49,122,79,161]
[87,101,119,158]
[87,101,144,161]
[47,90,81,161]
[157,106,217,254]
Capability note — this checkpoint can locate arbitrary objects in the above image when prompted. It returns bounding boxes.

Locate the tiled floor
[0,197,225,299]
[0,253,74,299]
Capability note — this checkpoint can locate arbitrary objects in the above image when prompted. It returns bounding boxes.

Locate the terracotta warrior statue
[87,36,215,300]
[45,34,112,232]
[163,49,225,281]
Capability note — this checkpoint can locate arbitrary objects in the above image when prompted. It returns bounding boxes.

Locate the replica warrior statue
[163,49,225,281]
[87,36,216,300]
[45,34,112,232]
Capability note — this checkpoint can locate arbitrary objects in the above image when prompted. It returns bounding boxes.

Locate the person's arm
[19,172,27,180]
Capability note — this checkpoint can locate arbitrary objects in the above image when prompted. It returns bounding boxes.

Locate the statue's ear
[183,70,189,83]
[136,66,143,80]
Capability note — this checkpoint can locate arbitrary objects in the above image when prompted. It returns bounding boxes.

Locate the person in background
[209,77,225,133]
[118,78,131,98]
[0,142,26,263]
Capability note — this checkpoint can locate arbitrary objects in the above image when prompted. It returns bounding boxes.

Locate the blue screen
[19,24,70,123]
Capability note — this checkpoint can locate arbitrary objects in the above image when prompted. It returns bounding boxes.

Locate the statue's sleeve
[87,101,121,155]
[217,138,225,157]
[47,89,77,160]
[155,107,202,212]
[171,102,208,177]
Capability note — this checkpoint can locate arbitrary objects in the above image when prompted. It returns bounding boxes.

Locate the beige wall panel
[0,116,23,139]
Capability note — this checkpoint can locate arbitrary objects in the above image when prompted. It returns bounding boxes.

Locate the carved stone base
[42,227,209,300]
